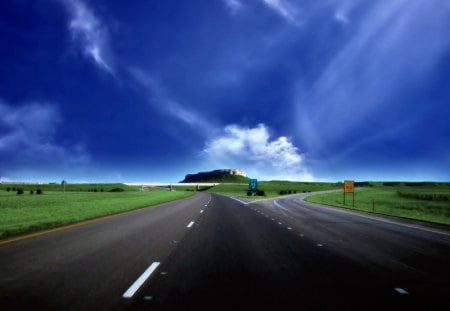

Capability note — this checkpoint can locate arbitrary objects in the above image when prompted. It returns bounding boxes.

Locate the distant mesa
[181,169,248,183]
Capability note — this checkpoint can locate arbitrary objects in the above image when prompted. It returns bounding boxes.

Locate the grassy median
[0,187,193,239]
[305,182,450,225]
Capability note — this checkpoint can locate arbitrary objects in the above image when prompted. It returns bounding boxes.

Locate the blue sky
[1,0,449,182]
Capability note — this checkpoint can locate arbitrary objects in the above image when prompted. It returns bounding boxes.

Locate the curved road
[1,192,449,310]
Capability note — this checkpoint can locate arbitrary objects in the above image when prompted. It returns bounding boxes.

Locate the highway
[1,192,449,310]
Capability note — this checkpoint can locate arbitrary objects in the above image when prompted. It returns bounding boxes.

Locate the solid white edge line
[123,262,160,298]
[302,195,450,237]
[187,221,195,228]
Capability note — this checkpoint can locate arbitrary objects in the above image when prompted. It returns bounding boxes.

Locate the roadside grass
[0,183,139,193]
[305,183,450,225]
[0,189,193,239]
[207,181,341,198]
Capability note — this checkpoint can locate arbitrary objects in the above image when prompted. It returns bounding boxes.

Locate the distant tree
[30,190,34,195]
[100,188,104,192]
[109,188,124,192]
[12,187,16,191]
[6,187,10,192]
[17,189,24,195]
[93,188,98,192]
[247,190,253,196]
[36,189,43,195]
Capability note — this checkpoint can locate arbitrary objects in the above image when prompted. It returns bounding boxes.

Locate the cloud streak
[204,124,312,180]
[59,0,114,73]
[222,0,243,15]
[261,0,300,24]
[129,67,214,131]
[295,0,450,156]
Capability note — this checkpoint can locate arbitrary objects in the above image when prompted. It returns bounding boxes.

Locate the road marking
[187,221,195,228]
[278,222,282,225]
[302,195,450,237]
[274,200,290,212]
[271,218,275,221]
[204,204,208,207]
[287,227,292,230]
[317,243,323,247]
[123,262,160,298]
[394,288,409,295]
[300,234,304,237]
[200,210,204,214]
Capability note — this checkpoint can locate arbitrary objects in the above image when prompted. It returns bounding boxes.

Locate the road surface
[1,192,449,310]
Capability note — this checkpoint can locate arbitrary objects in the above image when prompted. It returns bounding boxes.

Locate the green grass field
[0,183,139,193]
[0,187,193,239]
[306,182,450,225]
[207,181,341,197]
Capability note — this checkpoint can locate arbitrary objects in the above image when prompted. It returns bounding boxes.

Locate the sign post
[343,180,355,206]
[249,179,258,192]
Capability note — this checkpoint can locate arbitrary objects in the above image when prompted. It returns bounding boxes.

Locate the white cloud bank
[59,0,114,73]
[204,124,312,180]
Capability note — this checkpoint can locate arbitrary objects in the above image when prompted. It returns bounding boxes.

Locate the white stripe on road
[123,262,160,298]
[187,221,195,228]
[200,210,204,214]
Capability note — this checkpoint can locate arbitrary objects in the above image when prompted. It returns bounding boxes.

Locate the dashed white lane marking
[271,218,275,221]
[287,227,292,230]
[204,204,208,207]
[300,234,304,237]
[187,221,195,228]
[200,210,204,214]
[317,244,323,247]
[394,288,409,295]
[123,262,160,298]
[278,222,282,225]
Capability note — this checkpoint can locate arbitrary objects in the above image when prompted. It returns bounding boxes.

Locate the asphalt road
[1,192,450,310]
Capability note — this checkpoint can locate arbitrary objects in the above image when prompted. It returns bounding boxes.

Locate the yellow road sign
[344,180,354,193]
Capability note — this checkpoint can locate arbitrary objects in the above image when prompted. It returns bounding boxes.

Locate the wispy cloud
[222,0,243,15]
[0,100,90,167]
[295,0,450,155]
[129,67,214,131]
[59,0,114,73]
[204,124,312,180]
[261,0,300,24]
